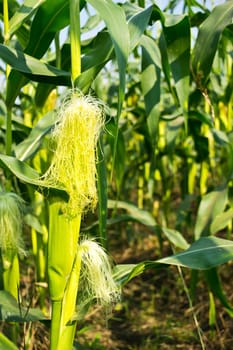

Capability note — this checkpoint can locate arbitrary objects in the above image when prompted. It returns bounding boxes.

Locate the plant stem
[69,0,81,85]
[48,202,81,350]
[3,0,10,77]
[6,108,12,155]
[3,0,12,155]
[55,32,61,70]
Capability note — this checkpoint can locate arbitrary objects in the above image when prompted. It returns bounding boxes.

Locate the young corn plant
[1,1,233,349]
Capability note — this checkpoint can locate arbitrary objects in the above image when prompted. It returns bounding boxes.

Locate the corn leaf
[0,44,70,85]
[210,208,233,235]
[87,0,130,179]
[108,199,157,228]
[162,227,189,250]
[35,30,114,105]
[125,3,153,50]
[194,186,228,240]
[192,2,233,87]
[15,111,56,161]
[6,0,85,108]
[0,332,19,350]
[97,137,108,247]
[86,0,129,110]
[9,0,46,36]
[157,236,233,269]
[0,290,47,322]
[141,35,161,147]
[0,154,67,200]
[163,14,190,117]
[204,268,233,316]
[114,237,233,285]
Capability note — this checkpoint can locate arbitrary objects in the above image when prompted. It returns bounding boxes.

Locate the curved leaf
[162,227,189,250]
[36,31,114,105]
[0,290,47,322]
[194,186,228,239]
[0,44,70,85]
[140,35,161,146]
[87,0,130,176]
[0,154,67,200]
[114,237,233,286]
[15,111,56,161]
[9,0,46,36]
[6,0,85,107]
[86,0,129,107]
[108,199,157,229]
[210,208,233,235]
[0,332,19,350]
[192,2,233,86]
[163,14,190,116]
[157,236,233,270]
[124,3,153,50]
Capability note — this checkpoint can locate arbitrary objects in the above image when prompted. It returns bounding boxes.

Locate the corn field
[0,0,233,349]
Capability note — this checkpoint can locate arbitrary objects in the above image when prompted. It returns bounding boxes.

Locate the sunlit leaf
[141,35,161,146]
[192,2,233,86]
[0,44,70,85]
[0,154,67,200]
[210,208,233,235]
[124,3,153,50]
[157,236,233,269]
[163,14,190,118]
[15,111,56,161]
[194,186,228,240]
[162,227,189,250]
[9,0,46,36]
[108,199,157,229]
[87,0,130,178]
[0,332,19,350]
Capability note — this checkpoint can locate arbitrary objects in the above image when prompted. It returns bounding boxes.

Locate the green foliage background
[0,0,233,349]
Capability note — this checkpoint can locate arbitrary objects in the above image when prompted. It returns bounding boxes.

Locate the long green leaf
[192,2,233,86]
[6,0,86,108]
[0,290,47,322]
[0,44,70,85]
[108,199,157,229]
[9,0,46,36]
[0,332,19,350]
[162,227,189,250]
[15,111,56,161]
[96,136,108,248]
[124,3,153,50]
[114,237,233,286]
[140,35,161,147]
[86,0,129,109]
[163,14,190,117]
[0,154,67,200]
[205,268,233,316]
[210,208,233,235]
[157,236,233,269]
[87,0,130,178]
[194,186,228,240]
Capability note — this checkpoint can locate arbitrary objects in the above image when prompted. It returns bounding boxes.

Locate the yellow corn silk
[0,192,25,256]
[42,92,105,217]
[77,238,120,306]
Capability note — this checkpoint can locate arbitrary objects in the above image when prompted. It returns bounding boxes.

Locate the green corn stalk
[48,201,81,350]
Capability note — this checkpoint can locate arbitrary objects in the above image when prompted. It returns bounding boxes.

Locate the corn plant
[0,1,233,350]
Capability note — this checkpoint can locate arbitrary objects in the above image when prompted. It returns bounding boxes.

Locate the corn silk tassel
[41,91,119,350]
[42,91,105,217]
[0,192,25,298]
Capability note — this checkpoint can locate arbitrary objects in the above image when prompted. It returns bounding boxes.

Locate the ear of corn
[0,192,25,299]
[41,92,105,218]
